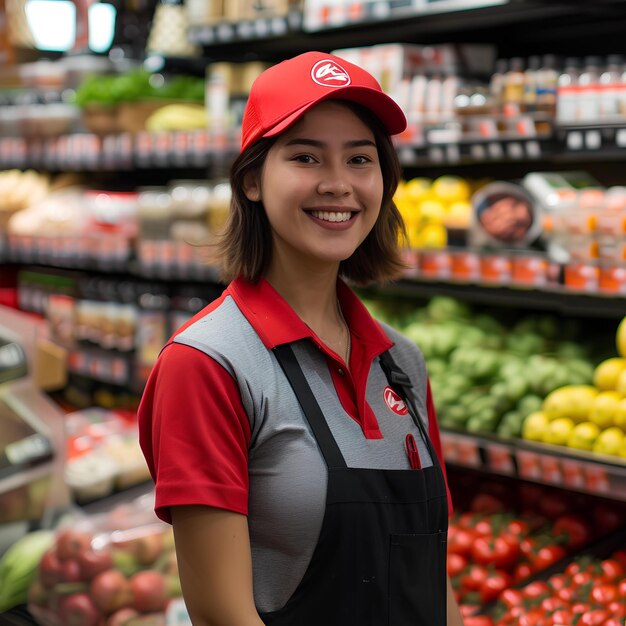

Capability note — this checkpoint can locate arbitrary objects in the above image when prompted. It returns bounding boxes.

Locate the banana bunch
[145,103,207,132]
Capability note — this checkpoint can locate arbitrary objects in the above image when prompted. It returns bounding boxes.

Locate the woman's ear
[243,171,261,202]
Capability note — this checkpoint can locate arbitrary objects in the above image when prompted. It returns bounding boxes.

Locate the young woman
[138,51,464,626]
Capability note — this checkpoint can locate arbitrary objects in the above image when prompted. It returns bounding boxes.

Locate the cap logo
[311,60,351,88]
[384,386,408,416]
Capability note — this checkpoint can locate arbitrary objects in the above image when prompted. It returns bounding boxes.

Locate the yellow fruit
[589,391,622,429]
[617,316,626,357]
[419,199,447,222]
[431,176,471,204]
[542,417,575,445]
[593,427,624,456]
[444,200,473,228]
[593,357,626,391]
[418,223,448,249]
[567,421,600,451]
[522,411,549,441]
[404,178,432,202]
[615,398,626,431]
[617,369,626,396]
[542,385,598,423]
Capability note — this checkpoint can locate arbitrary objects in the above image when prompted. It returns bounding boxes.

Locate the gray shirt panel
[174,296,434,612]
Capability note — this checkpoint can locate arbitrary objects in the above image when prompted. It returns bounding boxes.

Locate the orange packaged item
[598,264,626,294]
[511,254,549,287]
[450,250,480,281]
[564,262,599,292]
[419,249,451,279]
[479,254,512,285]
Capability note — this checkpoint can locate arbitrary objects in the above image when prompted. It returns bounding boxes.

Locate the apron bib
[259,345,448,626]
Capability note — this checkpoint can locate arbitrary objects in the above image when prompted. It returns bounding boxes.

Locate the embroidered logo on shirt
[311,60,351,87]
[384,386,408,415]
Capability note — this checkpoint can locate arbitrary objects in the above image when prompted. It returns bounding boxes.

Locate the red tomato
[572,571,593,587]
[520,537,537,558]
[579,609,611,626]
[547,573,568,591]
[599,558,625,582]
[480,571,513,604]
[607,600,626,618]
[591,501,624,534]
[471,535,520,571]
[551,609,574,625]
[500,588,524,609]
[556,586,577,603]
[539,490,571,520]
[461,565,490,592]
[463,616,495,626]
[618,578,626,599]
[540,596,567,613]
[474,518,494,537]
[513,562,535,583]
[612,549,626,565]
[572,603,592,615]
[533,545,567,570]
[517,610,548,626]
[504,519,530,538]
[448,527,475,557]
[447,552,468,577]
[591,583,618,604]
[522,581,551,600]
[553,515,593,549]
[603,620,624,626]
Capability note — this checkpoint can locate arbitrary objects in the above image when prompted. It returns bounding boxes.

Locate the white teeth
[311,210,352,223]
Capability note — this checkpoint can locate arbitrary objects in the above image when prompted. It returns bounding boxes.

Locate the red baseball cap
[240,50,407,152]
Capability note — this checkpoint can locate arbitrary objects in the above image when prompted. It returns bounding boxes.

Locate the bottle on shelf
[599,54,624,122]
[523,55,541,112]
[577,56,602,123]
[535,53,559,114]
[556,57,581,125]
[502,57,525,115]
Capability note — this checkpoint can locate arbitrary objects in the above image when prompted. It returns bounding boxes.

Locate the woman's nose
[317,165,352,196]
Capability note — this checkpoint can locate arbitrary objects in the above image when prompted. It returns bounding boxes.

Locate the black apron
[259,345,448,626]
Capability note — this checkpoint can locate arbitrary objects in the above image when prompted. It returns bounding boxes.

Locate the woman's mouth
[308,210,355,223]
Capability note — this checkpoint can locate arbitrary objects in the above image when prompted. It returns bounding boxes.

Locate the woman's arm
[171,505,265,626]
[447,574,465,626]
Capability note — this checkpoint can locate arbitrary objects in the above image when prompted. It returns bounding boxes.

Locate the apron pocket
[388,531,446,626]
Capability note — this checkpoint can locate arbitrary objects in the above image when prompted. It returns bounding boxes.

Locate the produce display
[26,494,188,626]
[465,548,626,626]
[393,175,485,248]
[522,316,626,460]
[365,295,598,439]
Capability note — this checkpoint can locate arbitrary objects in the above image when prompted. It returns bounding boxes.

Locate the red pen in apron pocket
[405,433,421,470]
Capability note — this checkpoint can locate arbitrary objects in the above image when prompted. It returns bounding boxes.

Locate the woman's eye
[350,155,372,165]
[292,154,316,164]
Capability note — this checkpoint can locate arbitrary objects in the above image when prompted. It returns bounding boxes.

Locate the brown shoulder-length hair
[217,100,407,286]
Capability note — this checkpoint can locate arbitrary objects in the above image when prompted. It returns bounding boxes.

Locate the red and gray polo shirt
[138,276,451,613]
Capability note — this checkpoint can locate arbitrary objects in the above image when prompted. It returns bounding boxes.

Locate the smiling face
[243,100,384,276]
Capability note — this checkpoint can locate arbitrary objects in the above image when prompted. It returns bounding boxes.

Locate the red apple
[105,607,139,626]
[56,529,92,561]
[78,548,114,580]
[39,549,63,589]
[60,558,83,583]
[90,569,133,615]
[130,570,168,613]
[58,592,102,626]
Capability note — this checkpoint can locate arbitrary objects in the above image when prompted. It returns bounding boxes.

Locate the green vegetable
[0,530,54,612]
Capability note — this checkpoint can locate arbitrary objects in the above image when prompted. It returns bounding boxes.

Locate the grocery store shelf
[185,2,626,58]
[441,429,626,501]
[368,277,626,319]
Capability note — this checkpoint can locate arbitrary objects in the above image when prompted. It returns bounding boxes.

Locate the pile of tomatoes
[463,549,626,626]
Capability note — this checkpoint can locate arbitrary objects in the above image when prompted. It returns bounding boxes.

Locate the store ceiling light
[89,3,116,53]
[25,0,76,52]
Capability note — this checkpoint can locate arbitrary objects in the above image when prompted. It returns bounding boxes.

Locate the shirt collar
[228,276,393,355]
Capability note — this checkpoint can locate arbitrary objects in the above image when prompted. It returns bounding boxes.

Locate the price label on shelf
[216,23,234,40]
[485,443,515,475]
[561,458,586,489]
[567,131,584,150]
[441,433,481,468]
[585,130,601,150]
[616,127,626,147]
[584,464,610,494]
[237,21,254,38]
[539,454,563,486]
[516,450,542,480]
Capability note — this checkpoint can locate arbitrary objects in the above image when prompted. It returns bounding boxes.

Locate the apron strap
[274,344,347,469]
[378,350,440,469]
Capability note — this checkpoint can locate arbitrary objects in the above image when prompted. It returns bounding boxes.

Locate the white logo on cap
[311,60,351,88]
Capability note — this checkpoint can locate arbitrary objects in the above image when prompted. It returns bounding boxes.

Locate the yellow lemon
[593,357,626,391]
[418,223,448,249]
[617,316,626,358]
[444,200,473,228]
[567,421,600,451]
[522,411,549,441]
[543,385,598,422]
[419,199,447,223]
[617,369,626,396]
[431,176,471,204]
[404,177,432,202]
[542,417,575,446]
[589,391,622,429]
[614,398,626,431]
[593,427,624,456]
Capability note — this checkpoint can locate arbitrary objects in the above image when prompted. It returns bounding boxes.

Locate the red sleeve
[425,378,454,516]
[138,342,251,524]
